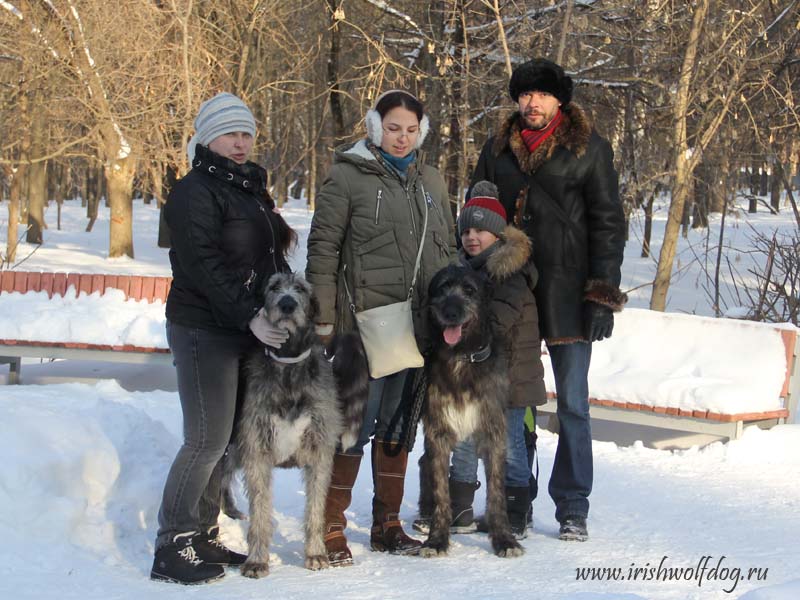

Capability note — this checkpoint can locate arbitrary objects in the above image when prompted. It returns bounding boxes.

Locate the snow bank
[0,289,167,348]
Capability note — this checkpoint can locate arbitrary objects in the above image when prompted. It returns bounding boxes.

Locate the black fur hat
[509,58,573,105]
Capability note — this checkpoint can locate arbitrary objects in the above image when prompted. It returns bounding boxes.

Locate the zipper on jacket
[375,189,382,224]
[258,203,280,274]
[243,269,256,291]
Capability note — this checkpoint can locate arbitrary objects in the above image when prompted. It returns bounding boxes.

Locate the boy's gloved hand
[249,308,289,348]
[585,302,614,342]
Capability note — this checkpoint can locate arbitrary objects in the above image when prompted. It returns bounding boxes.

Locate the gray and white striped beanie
[187,92,257,163]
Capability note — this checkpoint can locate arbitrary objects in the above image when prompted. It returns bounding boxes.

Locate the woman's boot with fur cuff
[323,452,362,566]
[369,440,422,555]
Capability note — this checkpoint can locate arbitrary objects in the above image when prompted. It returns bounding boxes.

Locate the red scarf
[520,109,563,154]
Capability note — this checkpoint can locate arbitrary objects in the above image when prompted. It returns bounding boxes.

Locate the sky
[0,193,799,599]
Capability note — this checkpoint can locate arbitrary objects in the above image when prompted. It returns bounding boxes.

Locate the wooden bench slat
[12,272,27,293]
[66,273,80,297]
[41,272,54,298]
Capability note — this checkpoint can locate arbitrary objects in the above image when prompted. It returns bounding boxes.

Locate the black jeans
[155,320,257,549]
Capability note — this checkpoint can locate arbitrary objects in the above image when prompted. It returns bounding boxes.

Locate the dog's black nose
[442,297,464,323]
[277,295,297,314]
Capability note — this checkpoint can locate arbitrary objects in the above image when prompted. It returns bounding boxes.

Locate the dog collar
[266,348,312,364]
[461,344,492,363]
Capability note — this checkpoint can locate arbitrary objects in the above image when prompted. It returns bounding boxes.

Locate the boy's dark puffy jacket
[165,144,290,332]
[459,225,547,407]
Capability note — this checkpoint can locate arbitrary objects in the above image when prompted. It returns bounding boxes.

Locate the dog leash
[266,348,312,364]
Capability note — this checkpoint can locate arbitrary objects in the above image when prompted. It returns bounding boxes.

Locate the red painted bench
[0,270,173,384]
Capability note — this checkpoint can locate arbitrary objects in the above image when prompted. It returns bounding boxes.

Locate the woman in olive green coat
[306,90,455,565]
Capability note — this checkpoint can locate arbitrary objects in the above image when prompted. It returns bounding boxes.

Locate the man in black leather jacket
[470,58,627,541]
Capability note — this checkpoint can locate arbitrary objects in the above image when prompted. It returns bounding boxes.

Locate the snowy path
[1,382,798,600]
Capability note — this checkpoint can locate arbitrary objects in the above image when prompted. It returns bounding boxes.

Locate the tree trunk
[650,0,709,311]
[157,164,177,249]
[26,109,47,245]
[770,162,783,212]
[86,167,100,232]
[4,166,21,265]
[641,190,655,258]
[106,158,136,258]
[326,0,346,141]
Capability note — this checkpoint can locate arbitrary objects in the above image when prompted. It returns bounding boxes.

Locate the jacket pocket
[356,229,395,256]
[356,266,407,309]
[356,229,403,272]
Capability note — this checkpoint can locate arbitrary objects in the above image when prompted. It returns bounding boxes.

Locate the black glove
[585,302,614,342]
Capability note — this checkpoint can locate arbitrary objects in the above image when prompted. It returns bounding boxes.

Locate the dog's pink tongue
[443,325,462,346]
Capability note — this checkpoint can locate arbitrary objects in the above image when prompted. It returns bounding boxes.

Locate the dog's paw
[241,561,270,578]
[492,537,524,558]
[305,555,330,571]
[419,541,449,558]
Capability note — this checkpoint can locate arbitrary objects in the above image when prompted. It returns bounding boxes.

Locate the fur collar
[486,225,532,281]
[492,104,593,174]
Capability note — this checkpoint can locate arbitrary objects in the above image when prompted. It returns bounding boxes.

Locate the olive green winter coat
[306,140,457,353]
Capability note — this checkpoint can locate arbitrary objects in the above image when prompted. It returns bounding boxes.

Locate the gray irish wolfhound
[226,273,368,578]
[419,265,523,558]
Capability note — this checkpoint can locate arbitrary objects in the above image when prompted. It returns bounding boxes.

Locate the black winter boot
[449,479,480,534]
[505,486,530,540]
[559,516,588,542]
[150,532,225,585]
[192,527,247,566]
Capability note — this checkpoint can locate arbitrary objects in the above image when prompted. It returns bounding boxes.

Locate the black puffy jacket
[471,105,626,344]
[165,145,290,332]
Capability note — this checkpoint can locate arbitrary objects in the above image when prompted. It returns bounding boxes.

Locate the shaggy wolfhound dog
[419,265,523,558]
[223,273,368,578]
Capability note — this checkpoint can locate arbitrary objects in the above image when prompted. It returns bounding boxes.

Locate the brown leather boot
[324,452,362,567]
[369,440,422,555]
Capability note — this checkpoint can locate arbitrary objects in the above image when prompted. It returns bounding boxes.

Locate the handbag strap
[343,183,430,309]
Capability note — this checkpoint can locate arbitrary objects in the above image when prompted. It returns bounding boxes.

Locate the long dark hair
[264,189,298,259]
[374,90,425,121]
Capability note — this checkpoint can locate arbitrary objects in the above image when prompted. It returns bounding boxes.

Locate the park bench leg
[1,357,21,384]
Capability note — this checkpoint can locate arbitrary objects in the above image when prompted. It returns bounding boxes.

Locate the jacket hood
[492,103,592,174]
[486,225,532,281]
[334,139,422,178]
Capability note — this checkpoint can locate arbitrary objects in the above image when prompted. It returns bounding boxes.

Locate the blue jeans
[344,369,409,455]
[547,342,592,522]
[450,408,530,488]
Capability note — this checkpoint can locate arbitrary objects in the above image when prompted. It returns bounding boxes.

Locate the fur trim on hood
[492,104,593,175]
[486,225,532,281]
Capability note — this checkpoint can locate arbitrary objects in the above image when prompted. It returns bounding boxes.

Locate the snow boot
[449,479,480,534]
[505,486,530,540]
[413,479,480,534]
[150,531,225,585]
[474,485,531,540]
[192,526,247,566]
[559,515,588,542]
[323,452,362,566]
[369,440,422,555]
[412,450,434,534]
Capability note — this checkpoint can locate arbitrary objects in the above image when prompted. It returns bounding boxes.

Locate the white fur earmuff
[365,90,430,150]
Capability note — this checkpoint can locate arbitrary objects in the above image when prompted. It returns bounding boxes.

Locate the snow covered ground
[1,195,799,599]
